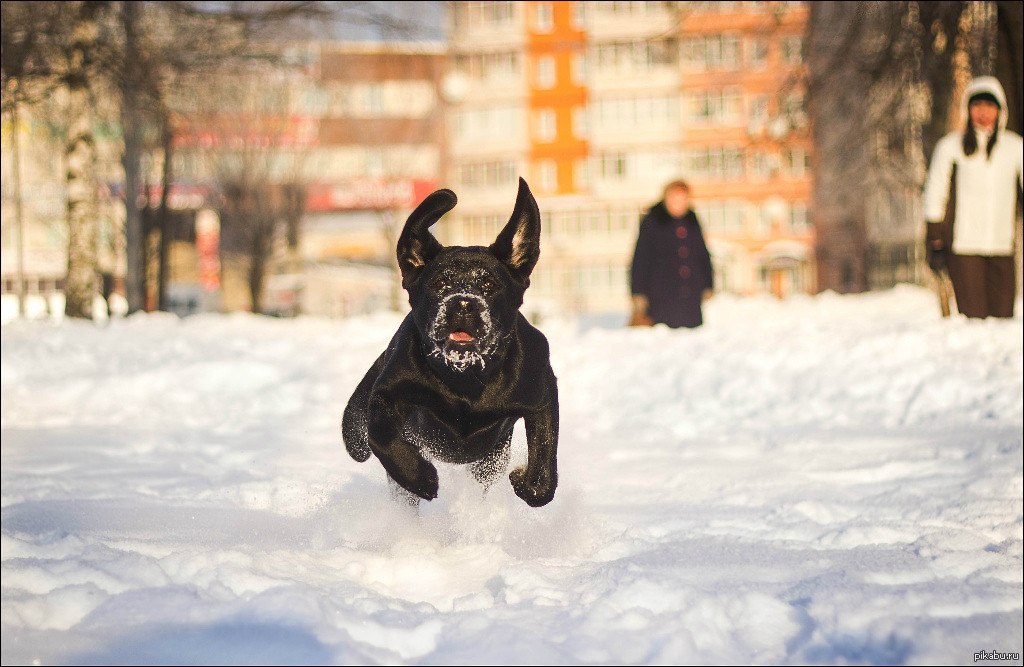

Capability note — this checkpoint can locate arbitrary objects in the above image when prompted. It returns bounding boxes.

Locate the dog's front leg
[342,352,385,462]
[367,396,439,501]
[511,398,559,507]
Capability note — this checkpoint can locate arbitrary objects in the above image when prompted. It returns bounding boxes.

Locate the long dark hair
[962,115,999,159]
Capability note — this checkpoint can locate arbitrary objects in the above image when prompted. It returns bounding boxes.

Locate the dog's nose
[455,298,472,312]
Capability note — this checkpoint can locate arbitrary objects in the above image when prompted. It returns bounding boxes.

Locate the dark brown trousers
[947,254,1017,318]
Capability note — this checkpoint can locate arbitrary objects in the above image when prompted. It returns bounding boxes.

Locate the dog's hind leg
[342,352,385,462]
[470,429,512,493]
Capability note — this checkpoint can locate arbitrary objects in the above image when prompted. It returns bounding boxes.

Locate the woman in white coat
[923,76,1023,318]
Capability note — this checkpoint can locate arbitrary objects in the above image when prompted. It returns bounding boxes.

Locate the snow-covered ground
[2,286,1022,665]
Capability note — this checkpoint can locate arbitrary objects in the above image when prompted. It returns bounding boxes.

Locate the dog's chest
[403,405,513,464]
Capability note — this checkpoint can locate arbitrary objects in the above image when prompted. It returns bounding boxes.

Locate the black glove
[926,242,949,273]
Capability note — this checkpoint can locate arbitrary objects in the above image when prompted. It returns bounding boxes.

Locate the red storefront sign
[305,179,437,212]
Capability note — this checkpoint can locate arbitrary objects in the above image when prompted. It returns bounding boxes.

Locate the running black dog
[342,178,558,507]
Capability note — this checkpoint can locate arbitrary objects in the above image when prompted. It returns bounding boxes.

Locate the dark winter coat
[630,203,714,328]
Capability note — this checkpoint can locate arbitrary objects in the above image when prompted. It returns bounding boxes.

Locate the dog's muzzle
[429,293,494,370]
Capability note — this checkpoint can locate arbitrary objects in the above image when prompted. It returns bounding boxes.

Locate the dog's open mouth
[447,330,476,344]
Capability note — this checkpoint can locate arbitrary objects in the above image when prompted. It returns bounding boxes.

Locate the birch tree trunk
[64,80,100,319]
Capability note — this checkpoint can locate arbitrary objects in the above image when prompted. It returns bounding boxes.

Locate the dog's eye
[480,279,497,295]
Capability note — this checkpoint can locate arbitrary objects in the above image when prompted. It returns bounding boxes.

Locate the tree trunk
[806,2,872,293]
[121,0,146,314]
[918,2,967,164]
[9,103,28,317]
[157,120,174,311]
[64,81,100,318]
[248,217,269,314]
[996,0,1023,135]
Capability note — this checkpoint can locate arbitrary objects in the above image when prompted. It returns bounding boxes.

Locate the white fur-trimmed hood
[962,76,1008,130]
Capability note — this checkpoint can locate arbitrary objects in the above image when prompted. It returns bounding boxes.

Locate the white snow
[2,285,1021,665]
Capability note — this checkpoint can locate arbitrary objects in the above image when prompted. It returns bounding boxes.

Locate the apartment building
[443,0,814,318]
[169,41,446,317]
[294,42,446,316]
[3,3,814,321]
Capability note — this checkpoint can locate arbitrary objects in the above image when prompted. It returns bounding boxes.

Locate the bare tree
[4,0,440,319]
[117,1,333,313]
[2,1,120,318]
[805,0,1018,294]
[185,58,312,314]
[2,1,333,318]
[122,1,428,314]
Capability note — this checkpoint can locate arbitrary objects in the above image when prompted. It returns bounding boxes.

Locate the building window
[571,52,588,84]
[593,1,670,16]
[682,33,740,71]
[593,39,676,74]
[687,146,745,182]
[748,151,778,181]
[574,159,591,190]
[697,201,726,234]
[479,52,519,82]
[533,3,553,32]
[633,149,681,183]
[571,1,586,28]
[784,147,808,178]
[538,160,558,192]
[790,201,809,232]
[782,91,807,128]
[536,55,556,89]
[465,2,516,28]
[600,152,628,180]
[695,200,747,235]
[759,199,790,233]
[454,106,521,141]
[749,94,769,127]
[458,160,519,188]
[593,94,677,129]
[456,52,521,82]
[572,106,589,138]
[781,35,803,65]
[535,108,557,142]
[684,88,743,125]
[596,150,680,183]
[747,36,768,68]
[724,200,746,233]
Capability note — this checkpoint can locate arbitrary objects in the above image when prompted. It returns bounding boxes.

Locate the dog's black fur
[342,178,558,507]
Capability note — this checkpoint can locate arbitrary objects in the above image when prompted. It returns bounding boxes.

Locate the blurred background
[1,1,1021,322]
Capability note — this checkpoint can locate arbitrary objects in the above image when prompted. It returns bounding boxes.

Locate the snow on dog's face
[419,252,512,372]
[397,179,541,374]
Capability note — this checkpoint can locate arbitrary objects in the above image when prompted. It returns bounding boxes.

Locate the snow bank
[2,285,1021,664]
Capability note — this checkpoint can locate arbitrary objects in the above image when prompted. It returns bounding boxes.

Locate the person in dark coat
[629,179,714,328]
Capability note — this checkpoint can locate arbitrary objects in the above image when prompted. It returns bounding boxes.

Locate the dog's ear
[397,189,456,288]
[490,178,541,284]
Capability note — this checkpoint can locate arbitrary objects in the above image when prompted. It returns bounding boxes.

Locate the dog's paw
[395,458,439,501]
[345,439,372,463]
[510,465,557,507]
[341,411,372,462]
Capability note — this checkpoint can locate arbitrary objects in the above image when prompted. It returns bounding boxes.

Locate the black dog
[342,178,558,507]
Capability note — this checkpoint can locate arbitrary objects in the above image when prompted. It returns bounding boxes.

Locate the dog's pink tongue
[449,331,474,342]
